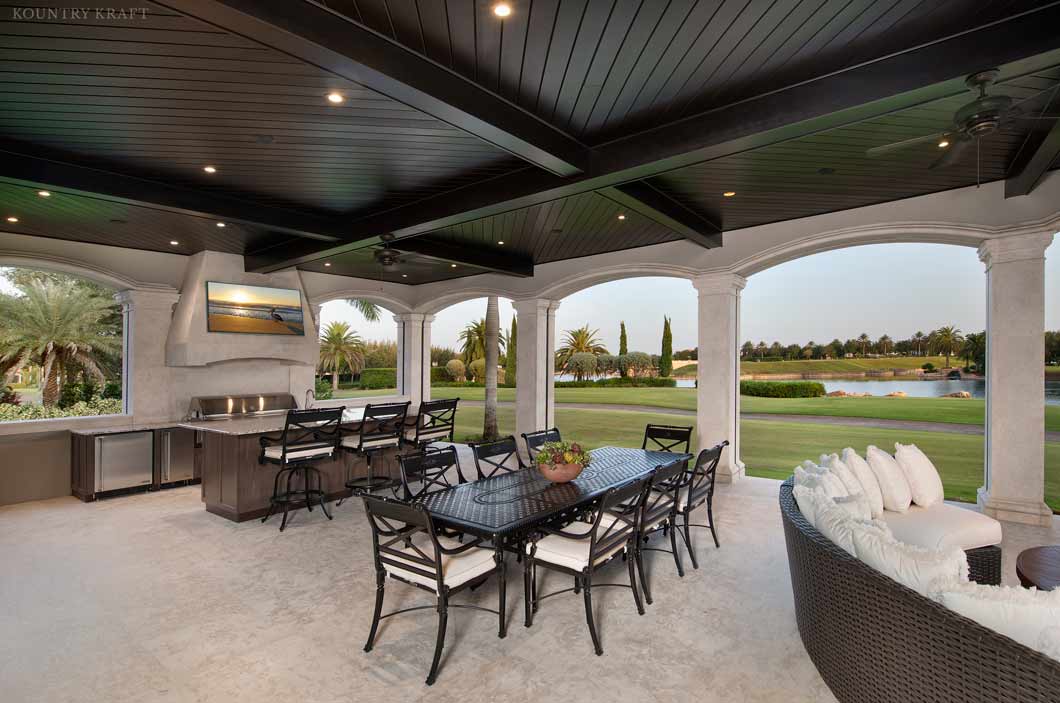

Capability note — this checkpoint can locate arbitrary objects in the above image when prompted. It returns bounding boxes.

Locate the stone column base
[717,459,745,484]
[978,487,1053,527]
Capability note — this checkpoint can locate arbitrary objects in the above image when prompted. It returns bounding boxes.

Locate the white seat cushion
[794,464,847,499]
[842,448,884,518]
[384,537,496,591]
[341,436,400,450]
[405,427,452,442]
[263,443,333,461]
[866,445,912,512]
[792,484,832,527]
[851,525,968,596]
[894,442,944,507]
[880,503,1002,551]
[528,514,628,571]
[819,454,864,496]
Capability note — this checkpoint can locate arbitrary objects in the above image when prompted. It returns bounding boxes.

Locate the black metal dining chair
[340,401,410,499]
[362,496,504,686]
[397,445,466,501]
[642,423,693,453]
[521,427,561,459]
[259,406,344,531]
[471,435,525,479]
[404,398,459,449]
[672,441,728,568]
[523,478,649,656]
[626,460,687,604]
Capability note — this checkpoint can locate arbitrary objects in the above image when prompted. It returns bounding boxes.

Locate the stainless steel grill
[186,392,297,421]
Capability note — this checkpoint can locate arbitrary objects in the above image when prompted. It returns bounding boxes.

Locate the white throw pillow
[842,448,884,518]
[929,581,1060,661]
[866,445,912,513]
[833,492,872,522]
[792,484,832,527]
[894,442,944,507]
[851,526,967,595]
[794,464,846,499]
[819,453,864,496]
[814,502,858,556]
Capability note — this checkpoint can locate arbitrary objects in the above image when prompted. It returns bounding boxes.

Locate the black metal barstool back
[642,423,693,453]
[405,398,459,448]
[362,495,504,686]
[341,401,410,499]
[521,427,561,459]
[398,445,466,501]
[674,440,729,568]
[259,406,344,531]
[471,435,524,479]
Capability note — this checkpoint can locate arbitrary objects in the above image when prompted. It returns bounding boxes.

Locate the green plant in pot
[532,440,591,483]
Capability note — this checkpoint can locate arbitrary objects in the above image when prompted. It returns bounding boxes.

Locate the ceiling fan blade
[1009,83,1060,112]
[928,137,971,169]
[866,132,946,157]
[1013,114,1060,120]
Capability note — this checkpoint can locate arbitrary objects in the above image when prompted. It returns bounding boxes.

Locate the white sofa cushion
[814,503,859,555]
[851,525,968,596]
[385,536,496,591]
[819,453,864,496]
[929,581,1060,661]
[792,484,832,527]
[794,463,847,499]
[894,442,944,507]
[833,492,872,522]
[842,448,884,518]
[866,445,912,513]
[881,503,1002,551]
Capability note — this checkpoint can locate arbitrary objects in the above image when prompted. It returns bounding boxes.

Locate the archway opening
[316,297,401,399]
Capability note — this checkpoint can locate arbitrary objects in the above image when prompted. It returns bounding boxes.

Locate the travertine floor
[1,461,1055,703]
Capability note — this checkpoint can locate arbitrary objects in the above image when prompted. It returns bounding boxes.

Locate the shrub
[556,377,676,388]
[922,362,936,372]
[626,351,653,376]
[445,358,466,382]
[432,380,482,388]
[314,378,333,400]
[566,352,597,381]
[468,358,486,382]
[102,381,122,400]
[1,385,20,406]
[0,397,122,421]
[430,366,449,383]
[359,368,397,389]
[363,340,398,368]
[595,354,617,376]
[59,380,99,408]
[740,380,825,398]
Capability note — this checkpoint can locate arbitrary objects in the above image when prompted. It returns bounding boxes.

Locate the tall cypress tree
[660,316,673,377]
[506,316,517,386]
[619,321,628,355]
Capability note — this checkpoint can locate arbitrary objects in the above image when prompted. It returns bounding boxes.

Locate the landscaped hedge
[0,398,122,422]
[557,377,677,388]
[430,366,449,383]
[740,380,825,398]
[359,368,397,389]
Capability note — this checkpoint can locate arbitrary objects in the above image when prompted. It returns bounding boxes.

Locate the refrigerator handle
[162,431,171,483]
[94,436,103,493]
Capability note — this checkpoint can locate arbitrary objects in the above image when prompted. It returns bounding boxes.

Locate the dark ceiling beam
[392,237,533,277]
[598,182,722,249]
[0,148,345,242]
[1005,86,1060,198]
[159,0,588,177]
[244,5,1060,272]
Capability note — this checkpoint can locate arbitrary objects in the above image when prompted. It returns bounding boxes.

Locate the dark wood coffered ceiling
[0,0,1059,285]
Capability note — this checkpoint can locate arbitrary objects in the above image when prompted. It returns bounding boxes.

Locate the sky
[319,240,1060,353]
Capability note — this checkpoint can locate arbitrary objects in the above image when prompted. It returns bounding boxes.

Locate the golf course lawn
[430,385,1060,432]
[740,356,950,375]
[448,403,1060,511]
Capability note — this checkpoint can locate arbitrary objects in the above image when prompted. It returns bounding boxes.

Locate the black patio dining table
[418,446,692,637]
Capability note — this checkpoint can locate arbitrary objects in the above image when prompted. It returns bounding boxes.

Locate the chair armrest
[437,537,485,555]
[259,434,282,449]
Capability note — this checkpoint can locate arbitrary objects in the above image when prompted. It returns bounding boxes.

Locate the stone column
[978,232,1055,526]
[116,288,180,422]
[395,313,432,408]
[692,273,746,482]
[513,299,559,452]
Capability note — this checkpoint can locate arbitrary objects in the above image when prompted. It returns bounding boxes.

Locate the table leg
[495,543,507,639]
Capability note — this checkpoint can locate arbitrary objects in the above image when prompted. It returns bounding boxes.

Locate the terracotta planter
[537,463,585,483]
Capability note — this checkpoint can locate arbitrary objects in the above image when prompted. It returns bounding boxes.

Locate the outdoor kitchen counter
[181,407,396,523]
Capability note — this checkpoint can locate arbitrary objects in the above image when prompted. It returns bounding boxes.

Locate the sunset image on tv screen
[206,282,305,335]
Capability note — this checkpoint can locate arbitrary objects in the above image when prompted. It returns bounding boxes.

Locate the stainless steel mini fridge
[94,431,153,492]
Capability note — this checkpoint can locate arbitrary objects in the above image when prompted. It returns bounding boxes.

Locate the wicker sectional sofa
[780,479,1060,703]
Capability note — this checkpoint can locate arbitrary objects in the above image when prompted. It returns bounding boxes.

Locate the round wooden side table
[1016,546,1060,590]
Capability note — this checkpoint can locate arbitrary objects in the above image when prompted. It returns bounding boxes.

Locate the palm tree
[483,296,499,441]
[877,334,893,355]
[458,318,505,364]
[755,341,767,359]
[318,321,365,391]
[930,326,964,368]
[857,333,870,357]
[556,325,608,369]
[346,299,381,322]
[0,280,122,406]
[913,331,926,357]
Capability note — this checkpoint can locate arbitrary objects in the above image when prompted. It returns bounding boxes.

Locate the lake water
[555,375,1060,404]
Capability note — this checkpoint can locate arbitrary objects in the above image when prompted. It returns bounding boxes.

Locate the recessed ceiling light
[169,240,179,246]
[37,190,51,197]
[323,262,331,267]
[216,222,225,228]
[938,139,950,148]
[498,240,505,245]
[326,92,344,104]
[493,3,511,17]
[6,216,18,223]
[402,274,408,278]
[450,263,457,268]
[723,191,736,197]
[203,165,217,173]
[617,214,626,220]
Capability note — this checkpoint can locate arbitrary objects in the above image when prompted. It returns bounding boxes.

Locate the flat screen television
[205,281,305,336]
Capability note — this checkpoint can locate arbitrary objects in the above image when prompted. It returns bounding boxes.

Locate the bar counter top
[177,406,369,436]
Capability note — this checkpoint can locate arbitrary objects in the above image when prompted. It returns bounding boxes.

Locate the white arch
[532,263,699,302]
[308,288,413,314]
[0,250,168,291]
[414,286,516,315]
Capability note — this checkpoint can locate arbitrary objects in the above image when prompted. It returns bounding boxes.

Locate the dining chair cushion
[529,514,628,571]
[866,445,912,513]
[384,537,496,591]
[341,436,400,450]
[263,443,334,461]
[405,427,453,443]
[841,447,885,518]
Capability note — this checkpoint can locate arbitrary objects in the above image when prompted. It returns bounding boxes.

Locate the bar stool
[259,407,344,532]
[340,401,410,498]
[404,398,459,449]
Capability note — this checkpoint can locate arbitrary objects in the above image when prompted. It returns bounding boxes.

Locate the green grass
[448,403,1060,510]
[330,387,399,399]
[741,356,950,375]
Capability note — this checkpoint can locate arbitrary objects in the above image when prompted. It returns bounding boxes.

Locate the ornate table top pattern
[420,446,691,538]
